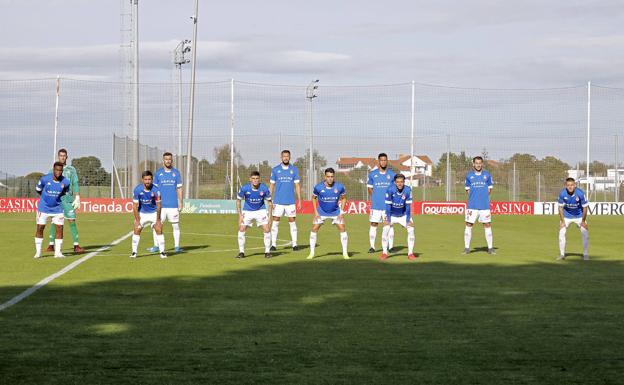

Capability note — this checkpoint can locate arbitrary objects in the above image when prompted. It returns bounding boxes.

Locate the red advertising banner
[0,198,534,215]
[0,198,134,213]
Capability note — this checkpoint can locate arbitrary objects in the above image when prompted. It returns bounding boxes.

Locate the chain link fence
[1,78,623,201]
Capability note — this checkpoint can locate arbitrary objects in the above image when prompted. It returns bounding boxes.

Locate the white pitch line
[0,231,133,312]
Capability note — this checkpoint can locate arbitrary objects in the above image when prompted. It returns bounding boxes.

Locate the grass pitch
[1,213,623,384]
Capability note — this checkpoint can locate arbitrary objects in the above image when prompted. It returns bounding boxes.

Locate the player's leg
[65,203,83,253]
[51,214,66,258]
[369,222,378,252]
[149,209,166,252]
[578,220,589,260]
[130,219,142,258]
[307,221,322,259]
[381,223,391,259]
[481,210,494,254]
[169,208,182,252]
[388,226,395,251]
[558,219,569,259]
[288,218,298,250]
[34,212,46,259]
[153,220,167,259]
[237,223,247,259]
[407,220,416,260]
[335,221,349,259]
[47,223,56,251]
[270,205,283,250]
[261,223,272,257]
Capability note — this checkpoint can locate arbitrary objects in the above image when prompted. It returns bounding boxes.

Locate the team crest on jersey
[387,175,390,180]
[290,170,293,174]
[334,189,338,194]
[483,176,487,180]
[575,196,579,202]
[401,195,406,200]
[260,191,264,196]
[61,183,65,188]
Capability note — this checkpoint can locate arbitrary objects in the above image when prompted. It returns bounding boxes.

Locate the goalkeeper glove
[72,195,81,210]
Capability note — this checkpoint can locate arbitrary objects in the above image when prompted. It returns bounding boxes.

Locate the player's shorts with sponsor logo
[36,211,64,226]
[369,209,387,223]
[313,213,345,225]
[465,209,491,224]
[161,208,180,223]
[562,217,585,228]
[138,212,159,228]
[387,215,413,228]
[242,209,270,227]
[272,204,296,218]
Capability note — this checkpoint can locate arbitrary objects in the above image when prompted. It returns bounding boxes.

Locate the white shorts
[369,209,387,223]
[161,208,180,223]
[36,211,64,226]
[386,215,413,228]
[563,217,583,228]
[139,212,158,228]
[313,215,345,225]
[242,210,270,227]
[465,209,491,224]
[272,204,297,218]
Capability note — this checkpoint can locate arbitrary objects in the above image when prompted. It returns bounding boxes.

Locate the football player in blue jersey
[150,152,184,253]
[367,153,396,253]
[381,174,416,261]
[307,168,349,260]
[463,156,495,254]
[130,171,167,259]
[269,150,302,251]
[557,178,589,260]
[34,162,70,259]
[236,171,273,259]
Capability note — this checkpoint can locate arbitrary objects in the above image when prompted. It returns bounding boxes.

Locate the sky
[1,0,624,87]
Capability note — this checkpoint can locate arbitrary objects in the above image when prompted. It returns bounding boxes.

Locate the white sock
[132,234,140,253]
[35,237,43,254]
[172,222,181,248]
[340,232,348,255]
[388,227,395,249]
[369,226,377,249]
[54,238,63,255]
[271,221,279,247]
[559,227,567,256]
[580,226,589,256]
[289,221,298,247]
[381,225,390,254]
[485,227,493,249]
[309,232,317,254]
[157,234,165,253]
[464,226,472,249]
[152,228,158,247]
[238,231,246,253]
[407,226,415,255]
[263,231,271,253]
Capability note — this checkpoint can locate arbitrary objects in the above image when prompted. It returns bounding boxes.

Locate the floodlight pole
[174,40,191,164]
[132,0,140,185]
[53,75,60,164]
[586,81,591,194]
[185,0,199,200]
[410,80,415,189]
[306,80,319,199]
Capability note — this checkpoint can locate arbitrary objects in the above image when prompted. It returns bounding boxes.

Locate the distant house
[336,154,433,184]
[568,169,624,191]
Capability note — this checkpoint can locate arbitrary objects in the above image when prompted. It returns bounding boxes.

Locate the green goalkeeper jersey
[49,164,80,203]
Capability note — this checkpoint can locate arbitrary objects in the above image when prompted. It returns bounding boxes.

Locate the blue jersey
[465,170,493,210]
[36,174,70,214]
[367,168,396,210]
[270,164,300,205]
[313,182,346,216]
[133,184,161,214]
[238,183,271,211]
[154,167,182,208]
[385,184,412,222]
[558,188,588,219]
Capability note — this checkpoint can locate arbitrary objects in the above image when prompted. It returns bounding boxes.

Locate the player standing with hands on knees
[130,171,167,259]
[380,174,416,261]
[463,156,495,254]
[557,178,589,260]
[269,150,302,251]
[34,162,70,259]
[236,171,273,259]
[307,168,349,260]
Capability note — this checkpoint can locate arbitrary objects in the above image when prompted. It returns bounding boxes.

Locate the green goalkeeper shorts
[62,201,77,220]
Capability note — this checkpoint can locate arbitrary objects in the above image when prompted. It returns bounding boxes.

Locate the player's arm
[265,188,273,216]
[337,192,347,220]
[294,168,302,209]
[177,173,183,210]
[311,188,320,220]
[156,196,162,224]
[236,187,244,224]
[71,169,81,209]
[557,193,565,227]
[581,194,589,227]
[366,174,373,199]
[384,192,392,224]
[269,168,276,197]
[132,202,140,229]
[35,177,44,196]
[487,174,493,196]
[465,175,470,196]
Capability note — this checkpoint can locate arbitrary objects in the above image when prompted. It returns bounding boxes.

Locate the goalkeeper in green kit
[47,148,85,254]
